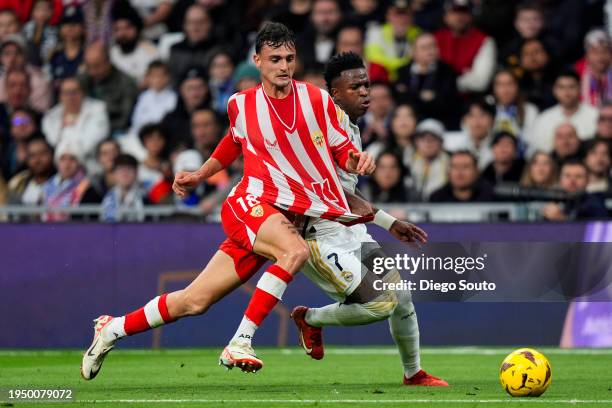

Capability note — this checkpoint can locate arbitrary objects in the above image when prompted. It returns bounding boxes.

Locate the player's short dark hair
[323,52,365,91]
[451,150,478,167]
[255,22,295,54]
[113,154,138,170]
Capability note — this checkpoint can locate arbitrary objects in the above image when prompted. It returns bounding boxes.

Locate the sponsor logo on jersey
[311,130,324,148]
[264,137,279,150]
[250,205,264,217]
[341,270,354,282]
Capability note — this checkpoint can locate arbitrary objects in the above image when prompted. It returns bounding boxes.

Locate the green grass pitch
[0,347,610,407]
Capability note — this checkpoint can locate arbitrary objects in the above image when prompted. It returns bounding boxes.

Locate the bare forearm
[196,158,224,181]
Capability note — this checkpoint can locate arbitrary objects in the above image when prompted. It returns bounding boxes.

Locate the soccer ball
[499,348,552,397]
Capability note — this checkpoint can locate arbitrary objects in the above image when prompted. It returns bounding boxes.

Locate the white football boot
[80,315,117,380]
[219,341,263,373]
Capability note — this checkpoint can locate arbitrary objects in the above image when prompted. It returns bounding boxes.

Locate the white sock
[102,316,126,342]
[231,317,258,345]
[389,290,421,378]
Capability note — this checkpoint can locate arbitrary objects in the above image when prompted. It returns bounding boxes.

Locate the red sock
[244,265,293,325]
[124,293,175,335]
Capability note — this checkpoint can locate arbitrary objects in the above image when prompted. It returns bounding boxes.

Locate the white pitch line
[1,347,612,357]
[12,399,612,404]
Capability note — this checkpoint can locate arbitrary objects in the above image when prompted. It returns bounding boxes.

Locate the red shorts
[219,192,279,282]
[218,238,267,282]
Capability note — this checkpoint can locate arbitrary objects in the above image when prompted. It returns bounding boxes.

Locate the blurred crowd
[0,0,610,222]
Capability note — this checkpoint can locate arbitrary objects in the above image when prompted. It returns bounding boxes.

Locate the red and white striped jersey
[226,80,367,224]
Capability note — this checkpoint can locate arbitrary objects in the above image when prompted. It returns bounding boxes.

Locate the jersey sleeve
[211,131,242,168]
[325,94,358,172]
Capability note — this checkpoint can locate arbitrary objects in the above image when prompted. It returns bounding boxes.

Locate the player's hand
[172,171,201,198]
[347,150,375,175]
[389,220,428,247]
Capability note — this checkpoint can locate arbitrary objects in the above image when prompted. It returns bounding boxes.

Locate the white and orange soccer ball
[499,348,552,397]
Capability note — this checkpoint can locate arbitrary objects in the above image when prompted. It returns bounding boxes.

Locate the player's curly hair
[323,52,365,91]
[255,22,295,54]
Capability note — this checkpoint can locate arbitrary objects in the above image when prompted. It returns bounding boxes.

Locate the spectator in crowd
[364,0,421,81]
[530,71,598,153]
[584,138,612,194]
[596,101,612,139]
[149,148,203,206]
[2,108,40,178]
[0,69,34,129]
[575,29,612,108]
[536,0,586,63]
[208,51,234,116]
[335,24,389,83]
[366,103,416,166]
[360,82,394,147]
[445,99,496,169]
[296,0,342,70]
[0,0,63,25]
[395,32,460,129]
[138,123,169,192]
[42,77,110,174]
[491,69,538,158]
[191,108,220,159]
[129,0,173,42]
[297,0,343,70]
[363,150,410,203]
[22,0,58,67]
[89,138,120,198]
[409,118,449,201]
[101,153,146,222]
[542,159,608,221]
[110,6,158,85]
[345,0,385,30]
[0,8,19,41]
[550,123,583,167]
[130,60,177,135]
[481,131,525,186]
[80,41,138,132]
[499,2,556,69]
[520,150,557,188]
[82,0,120,45]
[42,139,100,222]
[168,4,216,86]
[430,150,495,202]
[7,136,54,205]
[232,61,260,92]
[267,0,312,37]
[48,6,85,92]
[516,38,558,110]
[434,0,496,93]
[0,34,51,112]
[162,67,209,150]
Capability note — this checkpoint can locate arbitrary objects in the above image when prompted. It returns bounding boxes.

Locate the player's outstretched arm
[352,187,428,245]
[173,132,242,198]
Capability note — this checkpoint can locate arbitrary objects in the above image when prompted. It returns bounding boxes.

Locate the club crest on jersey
[250,205,264,217]
[311,130,324,148]
[341,270,354,282]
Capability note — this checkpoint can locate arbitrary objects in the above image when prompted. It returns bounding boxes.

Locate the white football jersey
[307,107,368,238]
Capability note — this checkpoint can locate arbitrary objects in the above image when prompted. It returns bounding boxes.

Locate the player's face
[332,68,370,120]
[254,44,296,90]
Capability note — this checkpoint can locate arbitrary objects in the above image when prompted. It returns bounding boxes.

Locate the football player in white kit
[291,52,448,386]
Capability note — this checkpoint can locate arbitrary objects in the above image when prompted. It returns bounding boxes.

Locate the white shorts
[303,224,377,303]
